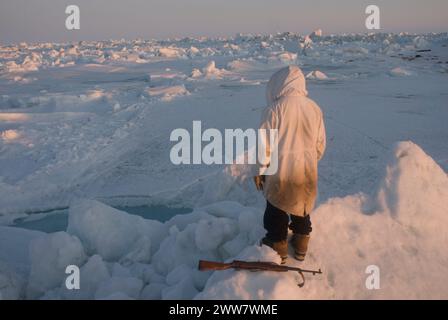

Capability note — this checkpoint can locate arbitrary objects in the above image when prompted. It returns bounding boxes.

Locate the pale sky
[0,0,447,44]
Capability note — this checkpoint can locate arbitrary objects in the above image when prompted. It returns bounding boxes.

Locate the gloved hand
[253,175,265,191]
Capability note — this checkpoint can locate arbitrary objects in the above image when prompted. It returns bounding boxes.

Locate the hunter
[255,65,326,263]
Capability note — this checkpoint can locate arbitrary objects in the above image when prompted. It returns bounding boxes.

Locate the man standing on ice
[254,65,326,263]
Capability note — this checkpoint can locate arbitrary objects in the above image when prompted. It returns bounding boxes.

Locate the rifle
[198,260,322,288]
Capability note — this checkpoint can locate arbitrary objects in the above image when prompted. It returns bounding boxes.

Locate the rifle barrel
[290,267,323,274]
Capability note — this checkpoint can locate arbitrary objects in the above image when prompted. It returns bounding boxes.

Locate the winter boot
[291,234,310,261]
[261,237,288,264]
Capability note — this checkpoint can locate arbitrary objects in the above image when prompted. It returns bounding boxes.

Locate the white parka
[259,65,326,216]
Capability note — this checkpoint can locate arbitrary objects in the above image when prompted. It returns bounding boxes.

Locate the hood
[266,65,308,105]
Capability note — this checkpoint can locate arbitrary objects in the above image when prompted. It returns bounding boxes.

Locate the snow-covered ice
[146,85,190,101]
[0,32,448,299]
[68,200,166,263]
[306,70,329,80]
[390,67,413,77]
[2,141,448,299]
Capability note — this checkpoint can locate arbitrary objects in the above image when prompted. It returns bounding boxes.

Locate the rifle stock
[198,260,232,271]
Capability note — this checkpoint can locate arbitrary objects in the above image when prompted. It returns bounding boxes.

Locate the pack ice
[0,141,447,299]
[0,32,447,299]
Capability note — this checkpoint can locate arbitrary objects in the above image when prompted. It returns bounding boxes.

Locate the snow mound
[146,85,190,101]
[269,51,298,64]
[375,141,448,227]
[306,70,329,80]
[12,76,37,84]
[80,89,111,102]
[390,67,412,77]
[342,46,369,55]
[199,141,448,299]
[227,59,269,72]
[158,47,185,58]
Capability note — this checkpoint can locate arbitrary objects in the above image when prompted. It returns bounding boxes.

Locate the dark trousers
[263,201,312,242]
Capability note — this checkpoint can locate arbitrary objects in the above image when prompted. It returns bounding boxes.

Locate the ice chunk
[141,283,167,299]
[390,67,412,76]
[5,52,42,73]
[146,85,190,101]
[195,217,238,252]
[201,61,230,79]
[273,52,297,64]
[203,61,219,75]
[98,292,134,300]
[0,226,43,276]
[0,262,24,300]
[94,277,143,299]
[190,68,203,78]
[111,262,132,278]
[413,36,430,50]
[310,29,323,38]
[303,35,313,46]
[27,231,87,299]
[68,199,168,263]
[158,47,185,58]
[306,70,329,80]
[227,58,267,72]
[383,42,401,55]
[151,224,204,275]
[343,47,369,55]
[61,254,111,299]
[188,46,200,57]
[162,267,199,300]
[202,201,247,220]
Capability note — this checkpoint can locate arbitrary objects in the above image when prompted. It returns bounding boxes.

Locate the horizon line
[1,30,447,46]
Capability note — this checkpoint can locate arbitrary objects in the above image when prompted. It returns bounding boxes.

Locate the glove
[253,175,265,191]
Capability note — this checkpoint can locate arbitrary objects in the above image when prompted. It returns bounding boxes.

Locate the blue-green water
[12,205,192,233]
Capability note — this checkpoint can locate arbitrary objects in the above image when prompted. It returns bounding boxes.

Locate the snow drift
[199,141,448,299]
[0,141,447,300]
[146,85,190,101]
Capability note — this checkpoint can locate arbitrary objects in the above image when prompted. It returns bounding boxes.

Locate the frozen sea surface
[0,32,447,299]
[1,33,447,219]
